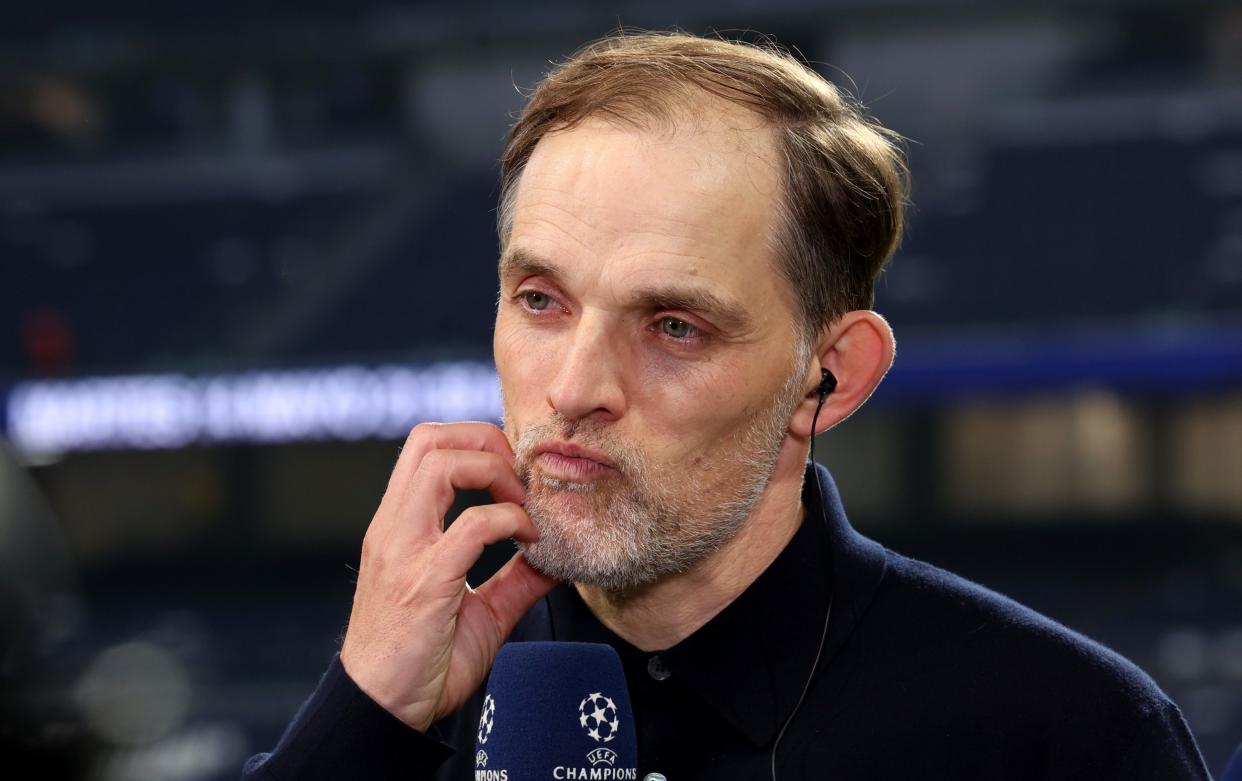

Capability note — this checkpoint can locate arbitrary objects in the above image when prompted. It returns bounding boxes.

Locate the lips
[532,440,616,481]
[534,441,614,466]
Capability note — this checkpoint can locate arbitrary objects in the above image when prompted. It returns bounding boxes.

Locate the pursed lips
[532,441,616,481]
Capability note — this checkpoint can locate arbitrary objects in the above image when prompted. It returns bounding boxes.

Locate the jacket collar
[544,462,889,747]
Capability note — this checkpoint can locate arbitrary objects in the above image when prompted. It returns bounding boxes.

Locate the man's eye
[522,291,552,311]
[659,317,697,339]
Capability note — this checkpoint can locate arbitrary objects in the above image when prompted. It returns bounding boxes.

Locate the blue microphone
[473,642,639,780]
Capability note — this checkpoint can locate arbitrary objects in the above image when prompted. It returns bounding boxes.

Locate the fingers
[387,422,515,496]
[372,448,527,551]
[475,552,559,637]
[342,423,547,733]
[407,448,526,516]
[439,503,539,581]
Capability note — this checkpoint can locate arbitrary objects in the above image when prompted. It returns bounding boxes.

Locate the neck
[575,437,811,651]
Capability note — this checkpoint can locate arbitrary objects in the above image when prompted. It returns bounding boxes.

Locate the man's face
[494,104,808,591]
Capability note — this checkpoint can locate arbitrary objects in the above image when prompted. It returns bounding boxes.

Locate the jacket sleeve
[241,655,455,780]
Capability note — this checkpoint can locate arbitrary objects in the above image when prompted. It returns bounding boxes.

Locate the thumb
[476,552,558,638]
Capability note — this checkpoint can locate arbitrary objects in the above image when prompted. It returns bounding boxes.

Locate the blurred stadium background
[2,1,1241,778]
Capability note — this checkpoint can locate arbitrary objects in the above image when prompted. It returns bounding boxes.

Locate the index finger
[386,422,514,496]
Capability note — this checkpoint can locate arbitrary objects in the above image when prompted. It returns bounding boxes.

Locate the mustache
[512,416,644,484]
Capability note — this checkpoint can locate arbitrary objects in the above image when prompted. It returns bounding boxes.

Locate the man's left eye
[522,291,553,311]
[659,317,698,339]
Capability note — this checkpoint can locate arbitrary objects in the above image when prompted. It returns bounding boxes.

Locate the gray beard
[510,371,803,594]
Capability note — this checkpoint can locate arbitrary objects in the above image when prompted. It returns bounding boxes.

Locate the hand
[339,422,558,732]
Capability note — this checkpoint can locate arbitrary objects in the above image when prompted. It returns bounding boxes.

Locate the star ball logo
[475,694,504,780]
[579,691,623,771]
[578,692,619,744]
[550,691,635,779]
[477,694,496,745]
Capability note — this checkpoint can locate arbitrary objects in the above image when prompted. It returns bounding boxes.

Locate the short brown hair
[497,31,909,340]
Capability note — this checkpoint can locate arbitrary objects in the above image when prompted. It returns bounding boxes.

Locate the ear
[789,310,895,439]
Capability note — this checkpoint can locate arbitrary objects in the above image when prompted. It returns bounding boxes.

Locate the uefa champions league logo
[578,691,621,768]
[578,692,620,743]
[477,694,496,745]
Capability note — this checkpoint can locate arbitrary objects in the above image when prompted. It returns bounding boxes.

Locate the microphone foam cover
[473,642,638,780]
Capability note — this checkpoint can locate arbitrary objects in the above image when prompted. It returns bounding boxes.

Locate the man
[245,32,1210,779]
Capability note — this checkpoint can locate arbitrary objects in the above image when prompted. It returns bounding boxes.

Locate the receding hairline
[497,94,812,349]
[495,32,820,250]
[498,30,910,343]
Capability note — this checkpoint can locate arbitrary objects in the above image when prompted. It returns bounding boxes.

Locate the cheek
[494,314,557,406]
[494,310,787,456]
[632,357,763,454]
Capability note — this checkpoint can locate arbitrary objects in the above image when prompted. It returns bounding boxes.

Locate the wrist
[339,650,437,733]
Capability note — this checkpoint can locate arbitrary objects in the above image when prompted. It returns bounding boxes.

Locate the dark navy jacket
[244,464,1211,780]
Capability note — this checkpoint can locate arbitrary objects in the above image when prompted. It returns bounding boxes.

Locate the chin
[517,488,746,594]
[518,538,662,593]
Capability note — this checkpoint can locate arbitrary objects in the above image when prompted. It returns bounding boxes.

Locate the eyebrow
[629,284,752,332]
[499,247,562,284]
[499,247,753,333]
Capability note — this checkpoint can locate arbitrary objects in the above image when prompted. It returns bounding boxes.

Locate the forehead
[506,104,793,315]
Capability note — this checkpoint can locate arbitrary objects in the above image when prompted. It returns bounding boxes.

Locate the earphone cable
[770,390,834,781]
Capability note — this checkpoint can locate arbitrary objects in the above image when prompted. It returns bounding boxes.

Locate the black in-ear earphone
[770,366,837,781]
[817,367,837,401]
[806,368,836,476]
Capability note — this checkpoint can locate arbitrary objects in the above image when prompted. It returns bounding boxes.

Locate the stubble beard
[508,370,805,594]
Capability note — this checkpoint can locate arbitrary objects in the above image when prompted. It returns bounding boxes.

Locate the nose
[545,313,627,423]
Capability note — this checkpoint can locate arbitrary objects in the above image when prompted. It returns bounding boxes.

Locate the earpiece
[774,365,837,781]
[817,368,837,400]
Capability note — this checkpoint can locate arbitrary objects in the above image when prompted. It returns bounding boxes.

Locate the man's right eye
[522,291,552,311]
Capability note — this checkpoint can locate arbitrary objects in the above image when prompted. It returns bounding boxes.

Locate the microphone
[474,642,639,781]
